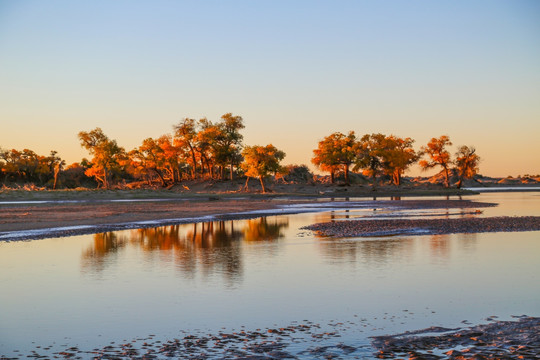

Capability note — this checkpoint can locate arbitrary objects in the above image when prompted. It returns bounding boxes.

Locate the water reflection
[318,237,415,266]
[81,232,123,273]
[82,217,289,282]
[429,235,451,259]
[317,233,481,266]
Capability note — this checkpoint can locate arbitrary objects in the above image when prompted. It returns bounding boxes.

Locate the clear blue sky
[1,0,539,176]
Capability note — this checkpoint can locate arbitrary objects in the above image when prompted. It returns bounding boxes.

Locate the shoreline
[0,187,480,201]
[0,198,295,240]
[3,315,537,359]
[1,186,538,241]
[0,197,497,242]
[372,316,540,359]
[304,216,540,238]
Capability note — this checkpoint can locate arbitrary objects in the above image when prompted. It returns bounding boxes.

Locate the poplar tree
[419,135,453,187]
[454,146,480,189]
[241,144,285,193]
[78,128,125,189]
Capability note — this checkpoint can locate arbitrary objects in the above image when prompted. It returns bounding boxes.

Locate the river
[0,192,539,359]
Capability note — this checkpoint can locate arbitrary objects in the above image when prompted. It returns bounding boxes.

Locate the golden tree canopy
[242,144,285,179]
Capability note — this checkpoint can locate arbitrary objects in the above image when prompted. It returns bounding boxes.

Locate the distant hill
[408,170,540,188]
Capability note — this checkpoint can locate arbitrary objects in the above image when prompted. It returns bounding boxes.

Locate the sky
[0,0,539,177]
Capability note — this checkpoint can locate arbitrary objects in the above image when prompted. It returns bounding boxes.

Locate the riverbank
[4,316,537,359]
[372,316,540,359]
[0,198,291,239]
[0,184,478,201]
[0,193,495,241]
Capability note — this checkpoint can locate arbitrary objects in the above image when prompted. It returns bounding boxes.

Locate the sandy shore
[4,315,537,359]
[0,198,294,233]
[304,216,540,237]
[372,316,540,359]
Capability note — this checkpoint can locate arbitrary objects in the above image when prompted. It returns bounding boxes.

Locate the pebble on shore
[303,216,540,237]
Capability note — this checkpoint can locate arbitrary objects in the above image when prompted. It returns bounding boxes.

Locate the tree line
[312,132,480,188]
[0,113,479,191]
[0,149,65,189]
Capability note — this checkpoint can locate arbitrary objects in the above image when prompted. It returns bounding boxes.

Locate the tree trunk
[393,170,401,186]
[456,176,463,189]
[330,170,335,184]
[259,176,266,193]
[230,162,234,181]
[371,172,378,189]
[189,146,197,180]
[103,167,109,189]
[344,164,350,186]
[53,164,60,190]
[244,177,250,191]
[443,166,449,188]
[191,223,197,242]
[201,155,210,179]
[153,168,167,186]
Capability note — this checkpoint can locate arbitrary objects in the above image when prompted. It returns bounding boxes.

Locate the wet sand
[372,316,540,359]
[0,198,289,235]
[304,216,540,237]
[3,316,538,359]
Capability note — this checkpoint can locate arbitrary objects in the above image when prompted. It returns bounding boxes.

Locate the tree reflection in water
[317,237,415,266]
[316,233,479,265]
[429,234,451,259]
[81,217,289,282]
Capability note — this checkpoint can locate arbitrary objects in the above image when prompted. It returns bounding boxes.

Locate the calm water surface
[0,192,539,357]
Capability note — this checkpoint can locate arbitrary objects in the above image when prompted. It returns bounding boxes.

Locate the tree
[196,118,220,179]
[353,133,387,187]
[312,131,357,185]
[216,113,245,180]
[78,128,125,189]
[241,144,285,193]
[45,150,65,189]
[173,118,199,179]
[157,135,184,183]
[62,162,95,188]
[379,135,418,186]
[0,148,64,187]
[0,149,30,182]
[419,135,453,187]
[454,146,480,189]
[173,114,245,181]
[128,138,168,186]
[0,148,4,183]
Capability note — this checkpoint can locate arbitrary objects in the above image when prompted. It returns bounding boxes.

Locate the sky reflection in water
[0,193,539,357]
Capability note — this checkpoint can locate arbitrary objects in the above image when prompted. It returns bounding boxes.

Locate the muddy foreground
[372,316,540,359]
[3,316,538,359]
